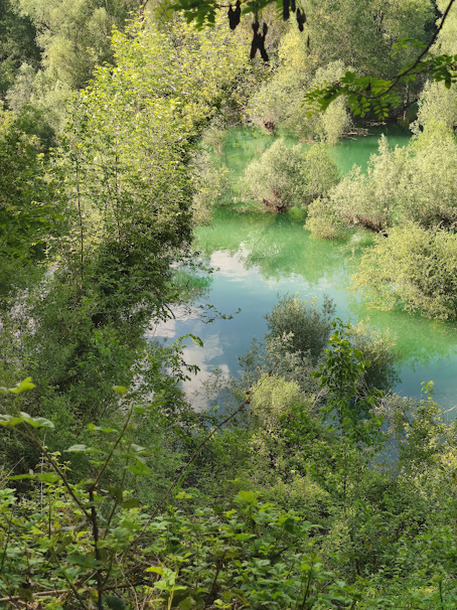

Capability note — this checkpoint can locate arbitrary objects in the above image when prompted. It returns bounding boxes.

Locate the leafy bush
[412,80,457,134]
[247,45,351,145]
[304,143,342,200]
[190,148,229,224]
[249,373,310,434]
[265,293,336,361]
[314,321,386,446]
[346,320,398,392]
[0,108,57,262]
[247,70,298,133]
[305,196,348,240]
[308,129,457,238]
[241,138,305,212]
[353,223,457,320]
[247,28,309,134]
[243,296,397,395]
[3,356,457,609]
[0,384,361,610]
[308,61,352,145]
[328,136,405,232]
[397,127,457,229]
[242,139,339,212]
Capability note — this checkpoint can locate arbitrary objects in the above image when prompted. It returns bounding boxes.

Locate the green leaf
[0,412,54,429]
[234,490,259,506]
[0,415,26,427]
[36,472,60,483]
[66,444,100,454]
[125,460,153,475]
[130,443,147,454]
[133,406,147,414]
[175,491,193,500]
[107,486,123,502]
[112,386,127,395]
[67,554,99,568]
[122,497,140,509]
[8,474,35,481]
[146,565,165,575]
[9,377,35,394]
[87,423,118,434]
[23,414,55,429]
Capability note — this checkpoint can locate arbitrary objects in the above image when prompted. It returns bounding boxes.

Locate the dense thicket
[242,139,340,212]
[2,0,457,608]
[2,299,456,609]
[0,7,251,464]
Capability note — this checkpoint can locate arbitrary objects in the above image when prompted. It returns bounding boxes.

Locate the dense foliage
[1,312,456,609]
[242,139,339,212]
[2,0,457,608]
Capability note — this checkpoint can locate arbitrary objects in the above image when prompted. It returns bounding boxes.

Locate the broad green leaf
[36,473,60,483]
[0,412,54,429]
[22,414,55,429]
[9,378,35,394]
[125,461,153,475]
[0,415,26,427]
[122,498,140,509]
[234,490,259,505]
[8,474,35,481]
[87,423,118,433]
[130,443,146,454]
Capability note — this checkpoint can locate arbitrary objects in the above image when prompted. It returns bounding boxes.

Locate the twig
[89,403,133,491]
[19,427,90,519]
[0,581,147,604]
[124,371,278,555]
[0,509,13,573]
[127,396,249,550]
[49,546,88,610]
[88,488,104,610]
[356,0,456,101]
[0,457,24,485]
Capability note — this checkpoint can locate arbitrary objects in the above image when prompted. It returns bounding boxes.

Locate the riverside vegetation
[2,1,457,608]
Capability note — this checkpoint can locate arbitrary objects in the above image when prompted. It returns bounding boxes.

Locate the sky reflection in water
[153,210,457,412]
[153,126,457,412]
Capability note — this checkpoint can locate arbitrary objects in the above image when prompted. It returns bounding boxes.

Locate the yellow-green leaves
[8,376,35,394]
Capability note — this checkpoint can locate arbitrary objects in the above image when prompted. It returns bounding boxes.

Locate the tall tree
[0,0,40,97]
[15,0,143,89]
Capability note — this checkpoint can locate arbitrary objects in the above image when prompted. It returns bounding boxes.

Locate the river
[152,125,457,412]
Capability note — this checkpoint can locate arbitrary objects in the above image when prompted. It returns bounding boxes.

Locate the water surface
[154,126,457,412]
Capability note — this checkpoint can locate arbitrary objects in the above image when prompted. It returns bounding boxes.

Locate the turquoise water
[153,126,457,412]
[221,124,409,179]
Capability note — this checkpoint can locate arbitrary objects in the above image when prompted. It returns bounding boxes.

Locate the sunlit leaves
[170,0,218,28]
[304,72,399,119]
[354,223,457,320]
[314,320,385,446]
[8,376,35,394]
[304,49,457,118]
[0,377,55,429]
[112,385,127,395]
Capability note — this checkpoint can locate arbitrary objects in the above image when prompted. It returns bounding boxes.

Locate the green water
[222,123,409,179]
[155,126,457,411]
